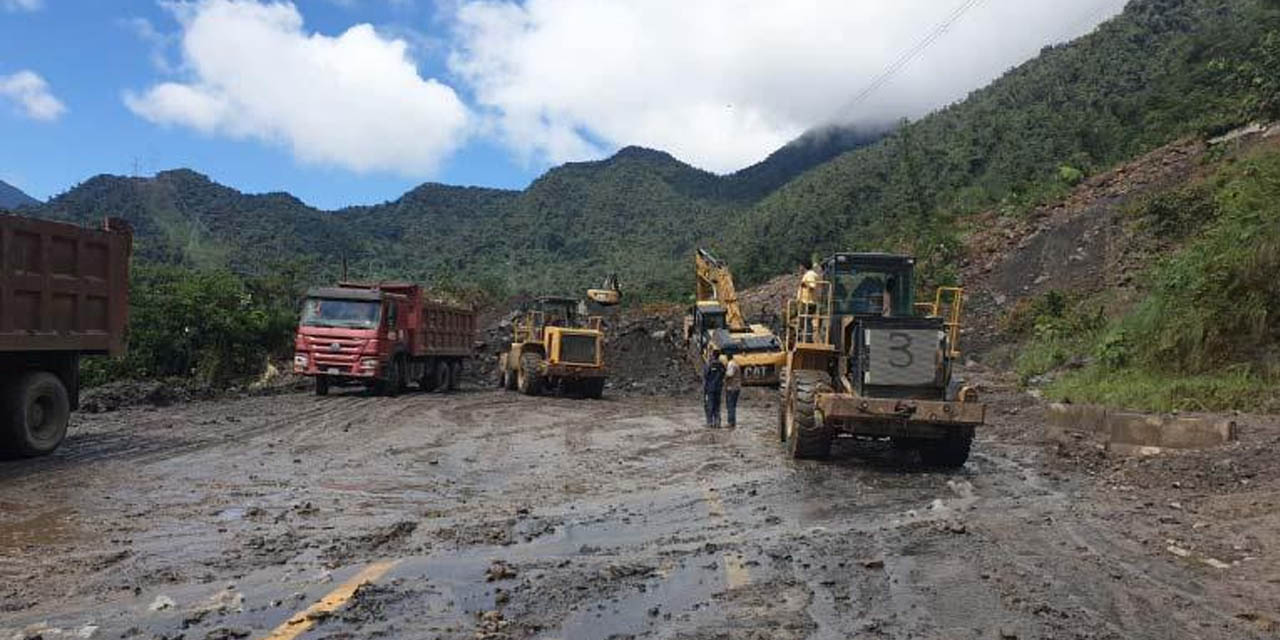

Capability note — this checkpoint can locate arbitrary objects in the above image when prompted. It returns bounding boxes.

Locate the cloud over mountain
[124,0,471,176]
[448,0,1124,172]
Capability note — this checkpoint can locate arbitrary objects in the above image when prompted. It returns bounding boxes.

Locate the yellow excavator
[684,249,785,387]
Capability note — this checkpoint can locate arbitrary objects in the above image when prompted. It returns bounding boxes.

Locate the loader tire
[919,428,974,469]
[518,353,543,396]
[785,370,833,460]
[777,368,789,443]
[3,372,70,458]
[584,378,605,399]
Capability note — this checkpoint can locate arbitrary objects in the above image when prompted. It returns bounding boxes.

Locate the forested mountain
[24,0,1280,302]
[0,179,38,209]
[728,0,1280,284]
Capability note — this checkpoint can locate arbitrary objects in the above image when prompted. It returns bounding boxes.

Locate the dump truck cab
[780,253,983,465]
[294,283,475,396]
[499,296,607,398]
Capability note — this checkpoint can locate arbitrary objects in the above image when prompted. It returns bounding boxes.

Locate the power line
[834,0,986,120]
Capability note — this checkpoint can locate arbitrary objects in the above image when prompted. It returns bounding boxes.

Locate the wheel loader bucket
[587,288,621,306]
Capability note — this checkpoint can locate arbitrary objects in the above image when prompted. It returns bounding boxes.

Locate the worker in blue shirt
[703,350,726,428]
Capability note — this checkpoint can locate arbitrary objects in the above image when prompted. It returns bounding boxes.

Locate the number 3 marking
[888,332,913,368]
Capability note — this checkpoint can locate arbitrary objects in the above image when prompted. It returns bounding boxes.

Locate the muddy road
[2,379,1277,639]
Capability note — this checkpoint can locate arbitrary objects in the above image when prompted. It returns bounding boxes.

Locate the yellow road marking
[700,483,750,590]
[260,560,398,640]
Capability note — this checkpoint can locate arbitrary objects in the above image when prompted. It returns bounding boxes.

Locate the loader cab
[533,296,584,329]
[824,253,916,320]
[820,253,950,401]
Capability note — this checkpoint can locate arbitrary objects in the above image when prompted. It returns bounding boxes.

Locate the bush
[82,265,298,388]
[1058,165,1085,186]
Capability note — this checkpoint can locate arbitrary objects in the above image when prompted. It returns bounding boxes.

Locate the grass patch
[1045,367,1278,413]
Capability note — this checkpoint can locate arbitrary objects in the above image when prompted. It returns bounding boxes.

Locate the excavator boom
[694,249,748,330]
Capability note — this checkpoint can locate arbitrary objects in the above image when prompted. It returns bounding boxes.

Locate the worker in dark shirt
[703,350,726,428]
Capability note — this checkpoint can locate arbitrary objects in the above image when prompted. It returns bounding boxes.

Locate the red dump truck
[0,215,132,457]
[293,282,476,396]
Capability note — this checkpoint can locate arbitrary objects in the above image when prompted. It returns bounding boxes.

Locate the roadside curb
[1044,403,1237,454]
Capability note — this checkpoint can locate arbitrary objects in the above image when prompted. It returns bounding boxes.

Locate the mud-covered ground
[2,372,1278,640]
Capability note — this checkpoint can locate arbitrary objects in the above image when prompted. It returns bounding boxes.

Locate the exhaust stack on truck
[0,215,132,457]
[293,282,476,396]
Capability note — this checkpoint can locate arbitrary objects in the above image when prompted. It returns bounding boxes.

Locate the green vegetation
[82,265,299,388]
[1018,146,1280,411]
[729,0,1280,287]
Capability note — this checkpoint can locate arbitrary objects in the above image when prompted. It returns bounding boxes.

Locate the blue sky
[0,1,1124,210]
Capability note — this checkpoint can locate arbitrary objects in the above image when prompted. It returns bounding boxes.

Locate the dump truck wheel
[518,353,543,396]
[919,429,974,469]
[3,372,70,458]
[420,367,438,392]
[433,361,451,394]
[449,362,462,391]
[314,376,330,397]
[381,359,404,397]
[785,370,833,459]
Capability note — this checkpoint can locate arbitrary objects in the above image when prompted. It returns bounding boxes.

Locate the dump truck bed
[0,215,131,356]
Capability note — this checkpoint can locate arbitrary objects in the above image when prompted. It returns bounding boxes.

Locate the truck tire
[449,362,462,391]
[379,358,405,397]
[314,376,330,397]
[785,370,833,460]
[3,372,71,458]
[919,429,974,469]
[518,353,543,396]
[433,361,451,394]
[420,367,438,392]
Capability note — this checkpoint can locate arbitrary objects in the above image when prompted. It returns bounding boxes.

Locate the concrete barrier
[1044,403,1108,443]
[1045,404,1237,454]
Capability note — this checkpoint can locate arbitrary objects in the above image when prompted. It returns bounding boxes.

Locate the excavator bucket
[587,274,622,306]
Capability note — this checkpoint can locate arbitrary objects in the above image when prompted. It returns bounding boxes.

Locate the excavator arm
[695,249,748,331]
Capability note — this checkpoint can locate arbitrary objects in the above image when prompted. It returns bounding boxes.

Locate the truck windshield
[301,298,381,329]
[830,269,912,316]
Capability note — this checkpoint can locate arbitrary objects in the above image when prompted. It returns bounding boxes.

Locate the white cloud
[0,70,67,121]
[448,0,1125,173]
[125,0,471,176]
[2,0,42,12]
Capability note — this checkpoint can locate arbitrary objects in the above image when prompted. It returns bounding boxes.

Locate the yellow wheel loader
[778,253,984,466]
[498,288,616,399]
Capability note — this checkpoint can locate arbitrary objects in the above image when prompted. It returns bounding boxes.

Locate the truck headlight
[360,358,378,370]
[294,354,308,368]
